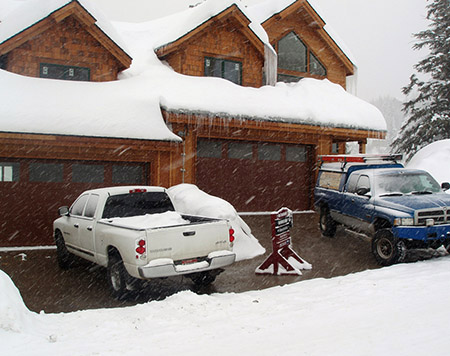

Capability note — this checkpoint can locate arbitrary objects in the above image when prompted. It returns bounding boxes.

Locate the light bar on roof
[319,154,403,164]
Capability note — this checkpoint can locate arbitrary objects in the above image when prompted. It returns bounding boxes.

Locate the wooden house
[0,0,385,246]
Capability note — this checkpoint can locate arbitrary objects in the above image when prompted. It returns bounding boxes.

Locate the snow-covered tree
[391,0,450,161]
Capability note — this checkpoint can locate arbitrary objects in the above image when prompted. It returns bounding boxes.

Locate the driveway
[0,212,442,313]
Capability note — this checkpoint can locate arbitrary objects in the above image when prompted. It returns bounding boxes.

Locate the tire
[54,230,75,270]
[107,252,131,300]
[189,271,217,287]
[372,229,406,266]
[443,241,450,254]
[319,207,337,238]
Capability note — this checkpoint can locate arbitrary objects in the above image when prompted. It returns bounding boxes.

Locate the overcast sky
[94,0,430,102]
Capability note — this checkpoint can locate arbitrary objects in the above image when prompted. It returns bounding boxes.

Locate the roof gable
[259,0,354,75]
[155,3,265,59]
[0,0,131,70]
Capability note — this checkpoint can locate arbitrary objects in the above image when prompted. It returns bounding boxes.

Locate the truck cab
[314,154,450,265]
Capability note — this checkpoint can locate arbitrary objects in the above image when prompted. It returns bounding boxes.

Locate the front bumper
[393,224,450,241]
[138,250,236,279]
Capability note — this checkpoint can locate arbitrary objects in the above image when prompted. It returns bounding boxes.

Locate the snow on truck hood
[376,193,450,215]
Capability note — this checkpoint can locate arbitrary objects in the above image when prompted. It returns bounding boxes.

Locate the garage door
[196,139,313,212]
[0,159,149,247]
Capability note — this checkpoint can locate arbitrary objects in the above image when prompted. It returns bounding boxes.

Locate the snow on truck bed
[101,211,190,230]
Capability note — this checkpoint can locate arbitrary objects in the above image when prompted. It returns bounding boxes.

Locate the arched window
[276,31,327,83]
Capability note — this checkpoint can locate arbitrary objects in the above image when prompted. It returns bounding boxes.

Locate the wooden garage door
[0,159,148,247]
[196,139,313,212]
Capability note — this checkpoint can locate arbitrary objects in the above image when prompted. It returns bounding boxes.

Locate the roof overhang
[0,0,132,71]
[156,4,265,59]
[262,0,354,76]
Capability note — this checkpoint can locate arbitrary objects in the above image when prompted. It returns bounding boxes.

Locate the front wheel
[54,230,75,269]
[372,229,406,266]
[319,207,336,238]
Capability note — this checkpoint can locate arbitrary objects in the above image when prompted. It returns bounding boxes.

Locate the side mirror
[442,182,450,191]
[356,187,370,196]
[58,206,69,216]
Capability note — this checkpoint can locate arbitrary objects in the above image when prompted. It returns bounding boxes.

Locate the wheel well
[373,218,392,231]
[107,246,121,261]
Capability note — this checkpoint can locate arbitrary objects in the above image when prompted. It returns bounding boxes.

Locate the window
[310,52,327,76]
[318,171,343,190]
[286,146,307,162]
[84,194,99,218]
[40,63,90,81]
[276,32,327,82]
[197,140,222,158]
[228,142,253,160]
[72,164,104,183]
[29,163,63,182]
[0,163,19,182]
[0,54,7,70]
[258,144,281,161]
[278,32,307,72]
[70,194,89,216]
[112,165,144,184]
[204,57,242,85]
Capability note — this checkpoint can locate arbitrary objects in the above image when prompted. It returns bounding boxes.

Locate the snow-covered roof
[0,0,129,55]
[247,0,357,67]
[0,69,180,142]
[0,0,386,141]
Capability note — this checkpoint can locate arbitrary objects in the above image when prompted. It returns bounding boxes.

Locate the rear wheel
[372,229,406,266]
[107,252,139,300]
[54,230,75,269]
[319,207,336,238]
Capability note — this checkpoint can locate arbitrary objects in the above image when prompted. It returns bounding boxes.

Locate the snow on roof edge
[161,106,386,133]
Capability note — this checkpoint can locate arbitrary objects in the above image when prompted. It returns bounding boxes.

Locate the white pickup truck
[53,186,236,299]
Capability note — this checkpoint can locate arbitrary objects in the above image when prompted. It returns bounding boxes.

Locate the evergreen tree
[391,0,450,160]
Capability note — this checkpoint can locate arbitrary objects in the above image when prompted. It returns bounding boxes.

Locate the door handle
[74,224,79,228]
[87,226,93,231]
[183,231,196,236]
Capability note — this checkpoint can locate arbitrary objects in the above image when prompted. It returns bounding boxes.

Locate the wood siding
[263,7,351,88]
[3,16,123,81]
[161,17,265,88]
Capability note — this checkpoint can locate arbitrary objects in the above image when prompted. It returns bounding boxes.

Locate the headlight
[394,218,414,226]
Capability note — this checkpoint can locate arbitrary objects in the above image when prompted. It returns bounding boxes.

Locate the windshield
[376,171,441,196]
[102,192,175,219]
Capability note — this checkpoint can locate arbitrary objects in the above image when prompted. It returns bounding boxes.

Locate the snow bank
[103,211,189,229]
[168,184,265,261]
[3,256,450,355]
[407,139,450,186]
[0,270,37,333]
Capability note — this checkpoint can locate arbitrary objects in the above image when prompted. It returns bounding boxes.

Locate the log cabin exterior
[0,0,386,246]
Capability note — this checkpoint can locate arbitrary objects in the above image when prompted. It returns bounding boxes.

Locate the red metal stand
[255,207,311,275]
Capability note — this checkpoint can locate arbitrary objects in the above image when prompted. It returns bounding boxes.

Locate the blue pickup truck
[314,154,450,265]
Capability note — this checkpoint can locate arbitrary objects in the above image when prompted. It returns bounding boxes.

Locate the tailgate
[146,219,231,262]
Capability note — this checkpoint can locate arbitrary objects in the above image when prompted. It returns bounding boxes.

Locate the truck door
[77,193,99,261]
[341,173,374,233]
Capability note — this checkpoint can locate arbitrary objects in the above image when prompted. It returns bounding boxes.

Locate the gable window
[40,63,90,81]
[276,31,327,83]
[204,57,242,85]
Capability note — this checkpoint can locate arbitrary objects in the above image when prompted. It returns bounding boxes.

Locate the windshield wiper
[379,192,404,197]
[410,190,433,195]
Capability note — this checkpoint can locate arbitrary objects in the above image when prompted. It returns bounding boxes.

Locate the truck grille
[415,208,449,225]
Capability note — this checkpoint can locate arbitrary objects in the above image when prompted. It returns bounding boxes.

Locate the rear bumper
[138,250,236,279]
[393,224,450,241]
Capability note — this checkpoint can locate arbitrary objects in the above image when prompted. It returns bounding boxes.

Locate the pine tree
[391,0,450,161]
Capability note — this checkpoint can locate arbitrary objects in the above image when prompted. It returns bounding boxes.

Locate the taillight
[130,188,147,194]
[229,228,235,243]
[135,239,146,259]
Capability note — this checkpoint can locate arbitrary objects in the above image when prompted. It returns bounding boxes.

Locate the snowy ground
[2,255,450,355]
